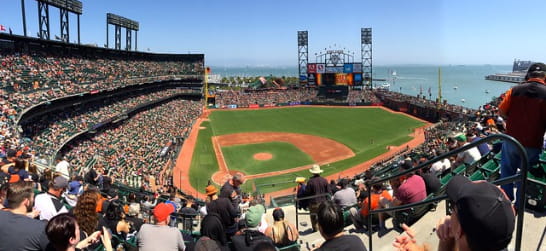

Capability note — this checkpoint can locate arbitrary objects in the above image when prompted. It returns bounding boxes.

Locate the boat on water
[375,83,390,90]
[485,89,489,94]
[461,99,465,103]
[453,86,458,90]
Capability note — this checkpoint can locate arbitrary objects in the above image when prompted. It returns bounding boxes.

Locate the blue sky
[1,0,545,66]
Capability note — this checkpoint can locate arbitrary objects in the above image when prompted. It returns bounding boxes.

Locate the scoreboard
[306,63,363,86]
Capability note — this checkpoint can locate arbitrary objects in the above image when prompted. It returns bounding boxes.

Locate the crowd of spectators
[346,89,381,104]
[0,50,203,170]
[62,99,202,187]
[0,51,202,93]
[215,88,318,108]
[24,89,190,164]
[215,88,382,108]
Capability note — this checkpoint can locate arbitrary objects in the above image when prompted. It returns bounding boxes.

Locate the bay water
[211,65,516,109]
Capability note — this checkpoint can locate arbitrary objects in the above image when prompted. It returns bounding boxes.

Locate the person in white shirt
[55,157,70,179]
[34,176,69,220]
[454,134,481,166]
[430,150,452,176]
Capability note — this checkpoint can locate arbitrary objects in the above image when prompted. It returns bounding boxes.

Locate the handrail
[293,192,332,230]
[365,134,528,251]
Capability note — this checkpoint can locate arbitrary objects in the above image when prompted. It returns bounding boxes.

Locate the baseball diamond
[175,106,429,197]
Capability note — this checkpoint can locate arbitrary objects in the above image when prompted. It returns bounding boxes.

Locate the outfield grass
[188,121,219,191]
[190,107,425,193]
[222,142,314,175]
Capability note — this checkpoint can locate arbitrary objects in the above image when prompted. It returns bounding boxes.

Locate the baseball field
[186,106,426,194]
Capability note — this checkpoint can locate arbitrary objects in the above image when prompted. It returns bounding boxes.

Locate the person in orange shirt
[349,177,392,230]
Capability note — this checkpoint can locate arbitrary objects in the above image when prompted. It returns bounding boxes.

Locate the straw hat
[309,164,323,174]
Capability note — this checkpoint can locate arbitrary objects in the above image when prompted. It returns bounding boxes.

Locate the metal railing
[365,134,528,251]
[294,193,332,231]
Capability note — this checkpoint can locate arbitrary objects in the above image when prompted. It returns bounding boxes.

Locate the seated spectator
[126,202,144,232]
[418,166,441,195]
[179,199,198,230]
[0,182,50,250]
[232,204,273,251]
[350,177,392,230]
[332,178,357,209]
[430,150,451,176]
[103,200,131,243]
[378,159,426,231]
[72,189,107,247]
[453,134,481,166]
[264,208,299,247]
[46,213,110,251]
[393,176,515,251]
[137,202,186,251]
[316,200,367,251]
[194,213,229,251]
[34,175,70,220]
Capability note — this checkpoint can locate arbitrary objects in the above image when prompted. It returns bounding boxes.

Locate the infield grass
[222,142,314,175]
[190,107,425,193]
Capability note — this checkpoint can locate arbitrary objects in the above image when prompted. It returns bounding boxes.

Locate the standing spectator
[418,166,441,196]
[295,177,308,210]
[305,164,331,232]
[34,175,70,220]
[332,178,357,209]
[220,173,244,209]
[204,185,239,236]
[316,201,367,251]
[499,62,546,204]
[0,182,50,250]
[264,208,299,248]
[137,202,186,251]
[55,157,70,179]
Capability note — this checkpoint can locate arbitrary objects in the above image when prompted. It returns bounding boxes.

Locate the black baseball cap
[525,62,546,80]
[447,175,515,251]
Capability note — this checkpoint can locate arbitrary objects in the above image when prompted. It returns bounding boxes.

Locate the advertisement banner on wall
[307,63,317,73]
[343,64,354,73]
[354,73,363,84]
[299,75,307,82]
[353,63,362,73]
[308,73,316,85]
[326,66,343,73]
[317,64,326,73]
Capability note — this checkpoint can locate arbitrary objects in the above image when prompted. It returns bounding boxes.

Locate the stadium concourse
[0,34,545,251]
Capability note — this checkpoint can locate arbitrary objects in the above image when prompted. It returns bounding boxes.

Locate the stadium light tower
[106,13,139,51]
[298,31,309,85]
[32,0,82,43]
[361,28,372,89]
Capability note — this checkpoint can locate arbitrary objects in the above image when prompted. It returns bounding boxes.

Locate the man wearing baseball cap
[137,202,186,251]
[499,62,546,205]
[393,175,515,251]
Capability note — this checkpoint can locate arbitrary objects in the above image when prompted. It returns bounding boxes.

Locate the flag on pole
[0,25,6,31]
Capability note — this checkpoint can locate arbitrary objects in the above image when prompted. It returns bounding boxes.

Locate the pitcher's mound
[253,152,273,161]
